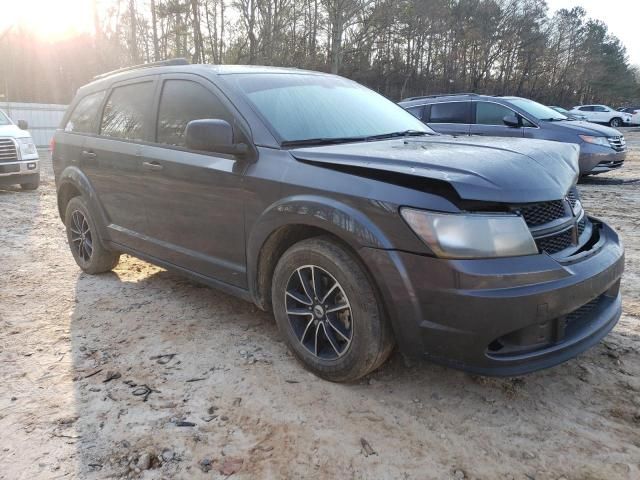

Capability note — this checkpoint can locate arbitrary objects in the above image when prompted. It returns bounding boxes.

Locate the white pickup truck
[568,104,633,128]
[0,108,40,190]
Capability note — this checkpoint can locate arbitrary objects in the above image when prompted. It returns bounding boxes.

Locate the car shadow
[64,257,640,478]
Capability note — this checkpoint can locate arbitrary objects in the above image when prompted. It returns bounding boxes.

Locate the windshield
[230,73,433,143]
[0,110,11,126]
[508,98,567,121]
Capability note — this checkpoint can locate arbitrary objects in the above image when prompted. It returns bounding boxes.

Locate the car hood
[291,136,579,203]
[551,120,622,137]
[0,124,30,139]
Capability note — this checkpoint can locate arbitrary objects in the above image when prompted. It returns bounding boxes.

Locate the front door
[470,101,524,137]
[140,75,247,288]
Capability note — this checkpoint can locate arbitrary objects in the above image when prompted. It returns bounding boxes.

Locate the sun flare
[1,0,95,41]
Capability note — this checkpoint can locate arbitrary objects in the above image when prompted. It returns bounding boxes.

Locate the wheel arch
[56,166,110,241]
[247,195,394,311]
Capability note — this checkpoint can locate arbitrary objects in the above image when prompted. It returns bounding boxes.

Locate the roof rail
[93,58,190,80]
[401,92,480,102]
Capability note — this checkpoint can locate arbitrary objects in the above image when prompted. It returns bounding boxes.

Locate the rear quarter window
[64,91,105,134]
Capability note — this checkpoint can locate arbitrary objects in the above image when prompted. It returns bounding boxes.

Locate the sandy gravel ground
[1,132,639,480]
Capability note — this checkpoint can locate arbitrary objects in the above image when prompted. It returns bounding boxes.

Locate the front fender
[246,194,395,302]
[57,166,110,241]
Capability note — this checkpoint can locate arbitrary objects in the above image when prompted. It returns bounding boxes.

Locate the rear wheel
[610,117,622,127]
[272,237,394,382]
[65,196,120,274]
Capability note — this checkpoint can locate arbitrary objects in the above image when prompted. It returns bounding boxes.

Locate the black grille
[519,200,567,227]
[566,296,601,326]
[0,138,18,163]
[566,190,578,209]
[577,217,586,236]
[536,228,573,254]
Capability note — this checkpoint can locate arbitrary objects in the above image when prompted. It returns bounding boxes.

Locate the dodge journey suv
[53,60,624,381]
[399,94,627,176]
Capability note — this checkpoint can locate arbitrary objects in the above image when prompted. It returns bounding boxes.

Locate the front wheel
[65,196,120,274]
[609,117,622,127]
[20,174,40,190]
[271,237,394,382]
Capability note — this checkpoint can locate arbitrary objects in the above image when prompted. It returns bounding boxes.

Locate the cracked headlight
[400,208,538,259]
[18,137,38,158]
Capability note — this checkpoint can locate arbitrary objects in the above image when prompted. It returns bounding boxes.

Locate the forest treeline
[1,0,639,106]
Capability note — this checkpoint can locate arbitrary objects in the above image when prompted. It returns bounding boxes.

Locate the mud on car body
[52,60,624,381]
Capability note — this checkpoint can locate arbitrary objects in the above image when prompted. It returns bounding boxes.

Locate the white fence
[1,102,68,147]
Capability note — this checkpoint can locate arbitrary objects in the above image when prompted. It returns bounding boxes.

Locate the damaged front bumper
[360,218,624,376]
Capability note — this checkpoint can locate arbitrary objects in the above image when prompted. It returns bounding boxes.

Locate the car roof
[398,93,530,106]
[78,62,332,96]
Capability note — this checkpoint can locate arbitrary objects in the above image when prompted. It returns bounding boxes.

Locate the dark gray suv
[399,94,627,175]
[52,61,624,381]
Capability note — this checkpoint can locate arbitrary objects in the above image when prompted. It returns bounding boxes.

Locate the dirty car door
[140,76,247,288]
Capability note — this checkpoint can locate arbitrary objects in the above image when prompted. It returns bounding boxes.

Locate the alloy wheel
[284,265,353,360]
[69,210,93,262]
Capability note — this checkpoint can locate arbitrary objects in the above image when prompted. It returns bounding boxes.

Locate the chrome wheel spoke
[326,303,349,314]
[320,281,338,304]
[286,290,312,306]
[296,268,314,303]
[322,323,341,356]
[286,307,313,316]
[326,318,350,343]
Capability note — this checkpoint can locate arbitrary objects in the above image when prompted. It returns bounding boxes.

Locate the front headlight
[579,135,610,147]
[400,208,538,259]
[17,137,37,158]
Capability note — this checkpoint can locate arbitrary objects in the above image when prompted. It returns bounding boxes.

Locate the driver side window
[156,79,233,147]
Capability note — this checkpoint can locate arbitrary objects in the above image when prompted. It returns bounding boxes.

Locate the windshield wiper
[281,136,368,147]
[365,130,433,140]
[281,130,433,148]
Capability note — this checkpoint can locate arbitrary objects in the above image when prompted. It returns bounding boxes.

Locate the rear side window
[156,80,232,147]
[100,82,154,141]
[475,102,514,126]
[428,102,469,124]
[65,91,105,134]
[578,106,593,112]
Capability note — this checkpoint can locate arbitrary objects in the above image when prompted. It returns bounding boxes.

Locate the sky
[546,0,640,66]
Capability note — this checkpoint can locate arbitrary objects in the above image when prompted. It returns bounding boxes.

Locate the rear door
[578,106,595,122]
[425,101,471,135]
[139,74,248,287]
[85,77,158,252]
[470,101,524,137]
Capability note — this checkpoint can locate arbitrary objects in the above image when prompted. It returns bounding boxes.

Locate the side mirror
[17,120,28,130]
[185,119,247,156]
[502,114,520,128]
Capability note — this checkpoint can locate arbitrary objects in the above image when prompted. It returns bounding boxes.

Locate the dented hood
[290,136,580,203]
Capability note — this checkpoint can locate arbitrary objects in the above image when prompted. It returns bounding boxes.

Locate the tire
[271,237,394,382]
[609,117,622,127]
[64,196,120,274]
[20,175,40,190]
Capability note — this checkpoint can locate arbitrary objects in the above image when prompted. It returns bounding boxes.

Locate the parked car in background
[0,109,40,190]
[398,94,626,175]
[549,106,588,121]
[618,106,640,125]
[52,61,624,381]
[568,105,632,127]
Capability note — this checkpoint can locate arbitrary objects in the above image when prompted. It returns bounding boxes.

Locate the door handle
[81,150,97,159]
[142,161,163,171]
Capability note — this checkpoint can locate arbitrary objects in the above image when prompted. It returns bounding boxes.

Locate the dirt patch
[1,135,640,479]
